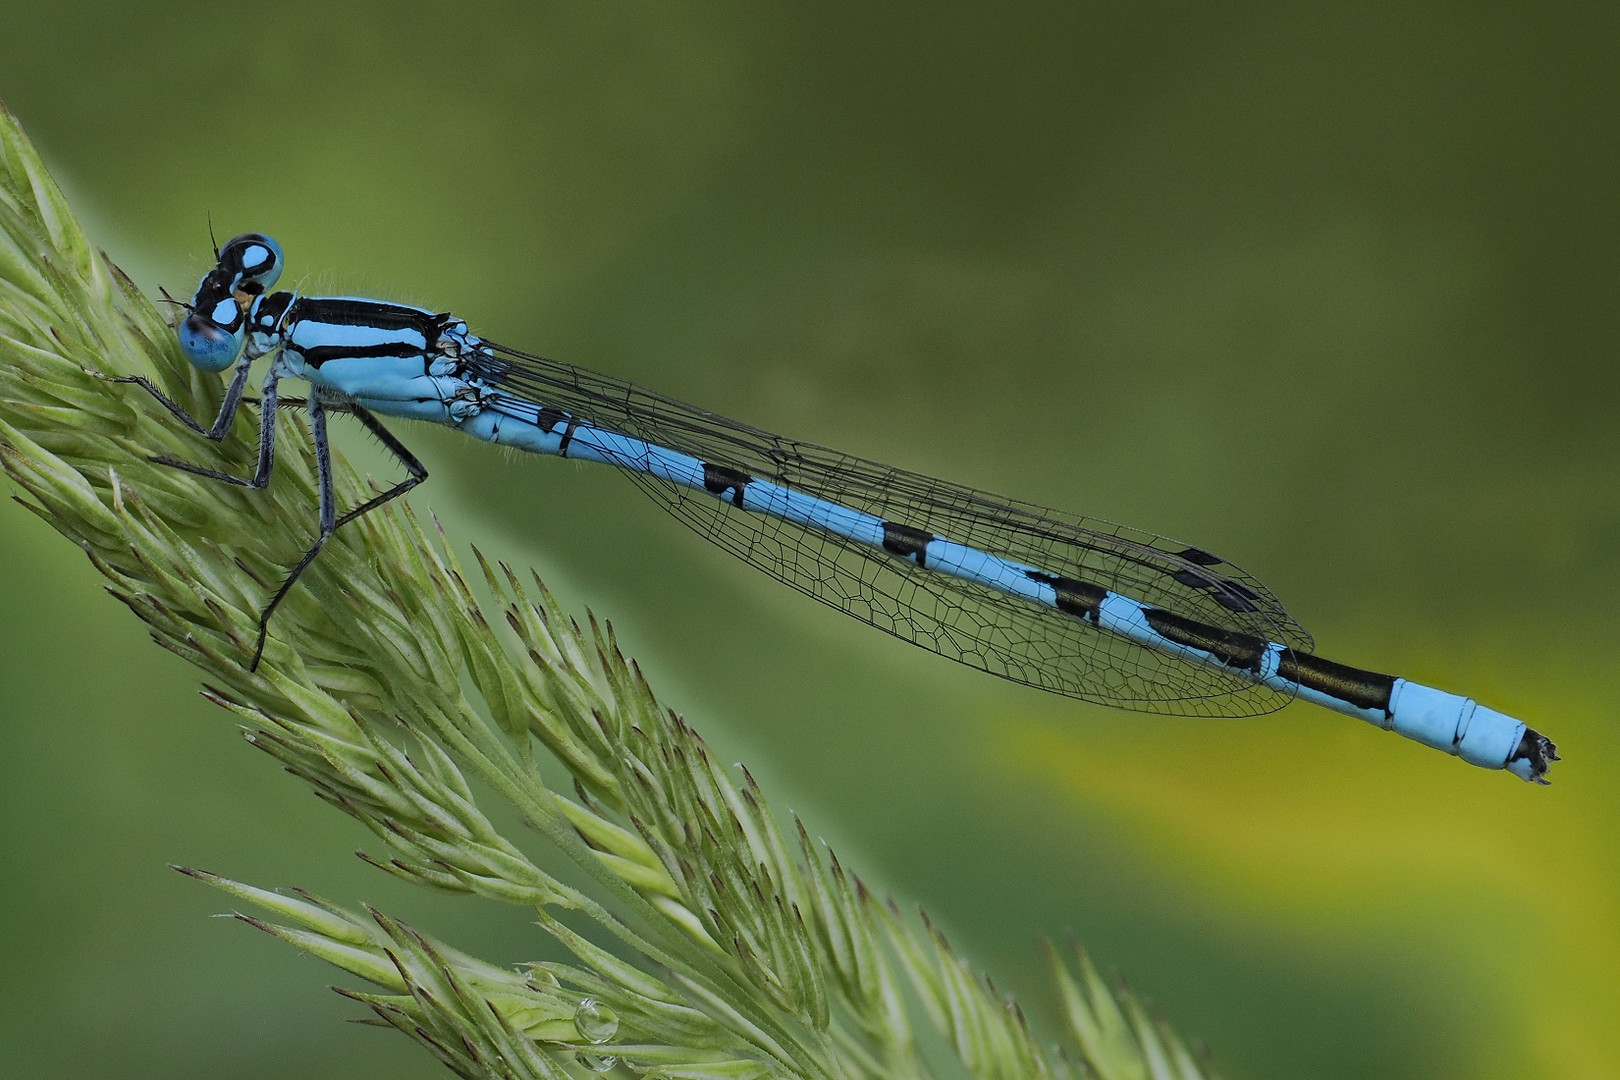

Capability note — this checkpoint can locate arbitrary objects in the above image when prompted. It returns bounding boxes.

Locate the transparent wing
[473,342,1313,717]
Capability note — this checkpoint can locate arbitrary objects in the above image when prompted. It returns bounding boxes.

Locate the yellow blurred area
[985,628,1619,1079]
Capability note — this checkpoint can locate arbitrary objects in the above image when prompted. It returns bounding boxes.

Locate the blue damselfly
[113,233,1557,782]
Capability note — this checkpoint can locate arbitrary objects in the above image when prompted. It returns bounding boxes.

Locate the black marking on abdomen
[1514,730,1558,778]
[1142,608,1268,673]
[1276,650,1395,714]
[882,522,934,567]
[536,406,577,456]
[702,463,751,507]
[1025,570,1106,623]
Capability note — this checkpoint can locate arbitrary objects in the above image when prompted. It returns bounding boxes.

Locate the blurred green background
[1,4,1615,1078]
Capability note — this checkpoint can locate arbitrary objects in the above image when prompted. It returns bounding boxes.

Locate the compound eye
[221,232,284,293]
[178,313,245,372]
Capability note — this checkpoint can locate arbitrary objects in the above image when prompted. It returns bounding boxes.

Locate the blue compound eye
[220,232,284,293]
[178,312,245,371]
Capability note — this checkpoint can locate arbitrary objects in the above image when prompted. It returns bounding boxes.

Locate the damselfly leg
[121,369,426,668]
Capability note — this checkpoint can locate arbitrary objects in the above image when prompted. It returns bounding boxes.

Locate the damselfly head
[175,233,283,371]
[216,233,284,295]
[178,306,245,372]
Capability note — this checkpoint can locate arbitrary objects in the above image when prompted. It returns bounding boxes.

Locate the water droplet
[578,1052,618,1073]
[574,998,619,1044]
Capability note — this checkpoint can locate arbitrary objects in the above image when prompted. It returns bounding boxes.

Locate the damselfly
[114,233,1557,782]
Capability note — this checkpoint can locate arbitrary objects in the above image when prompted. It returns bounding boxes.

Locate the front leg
[112,358,255,441]
[151,368,281,489]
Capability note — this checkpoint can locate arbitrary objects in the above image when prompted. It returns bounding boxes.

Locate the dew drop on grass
[574,998,620,1043]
